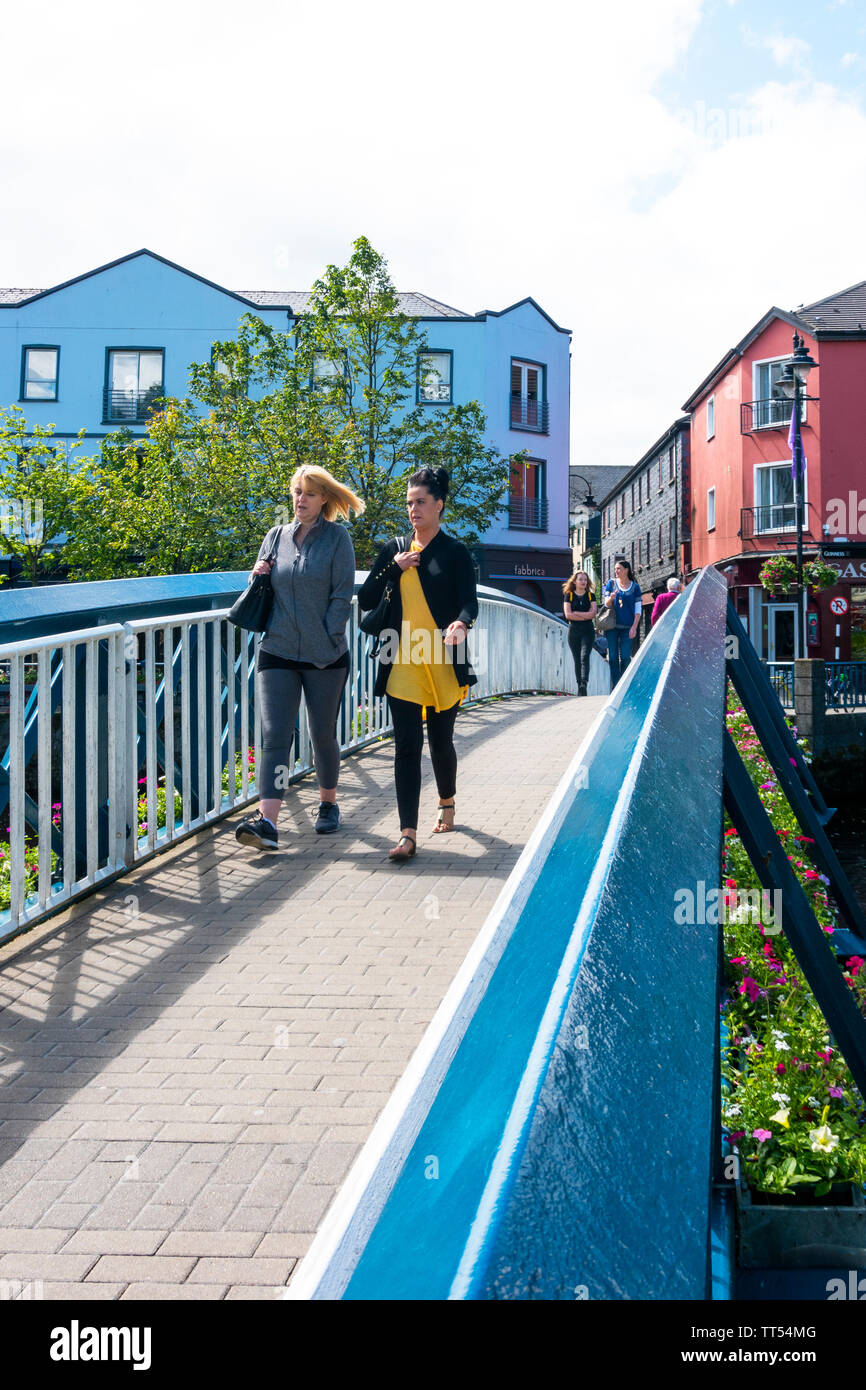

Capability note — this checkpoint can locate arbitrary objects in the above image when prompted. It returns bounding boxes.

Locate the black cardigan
[358,529,479,698]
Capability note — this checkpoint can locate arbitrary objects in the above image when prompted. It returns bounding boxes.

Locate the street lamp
[569,473,600,589]
[775,332,817,658]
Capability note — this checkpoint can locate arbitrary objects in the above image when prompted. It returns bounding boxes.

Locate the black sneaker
[235,811,278,851]
[315,802,342,834]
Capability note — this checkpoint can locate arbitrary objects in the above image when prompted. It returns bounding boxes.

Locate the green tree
[0,406,85,584]
[60,237,517,579]
[180,236,515,566]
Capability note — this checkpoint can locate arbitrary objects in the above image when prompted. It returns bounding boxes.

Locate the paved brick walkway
[0,693,602,1300]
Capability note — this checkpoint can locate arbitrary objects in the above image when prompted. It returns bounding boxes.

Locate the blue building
[1,249,571,609]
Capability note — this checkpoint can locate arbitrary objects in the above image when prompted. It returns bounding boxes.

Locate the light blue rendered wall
[0,254,288,440]
[1,254,570,553]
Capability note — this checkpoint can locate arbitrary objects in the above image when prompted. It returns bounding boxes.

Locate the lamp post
[776,332,817,658]
[569,473,599,583]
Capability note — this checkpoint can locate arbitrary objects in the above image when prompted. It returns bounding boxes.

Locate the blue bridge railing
[288,565,728,1300]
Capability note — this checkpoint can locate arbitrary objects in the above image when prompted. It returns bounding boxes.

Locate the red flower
[775,1063,786,1075]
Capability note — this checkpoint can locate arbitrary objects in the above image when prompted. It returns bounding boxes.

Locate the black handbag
[227,528,283,631]
[359,536,405,641]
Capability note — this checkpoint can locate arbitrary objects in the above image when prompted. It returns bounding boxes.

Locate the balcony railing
[510,396,549,433]
[102,387,163,424]
[739,502,820,541]
[739,505,797,537]
[509,497,548,531]
[740,397,804,434]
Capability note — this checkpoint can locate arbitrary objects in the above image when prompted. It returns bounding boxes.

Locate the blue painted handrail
[288,565,728,1300]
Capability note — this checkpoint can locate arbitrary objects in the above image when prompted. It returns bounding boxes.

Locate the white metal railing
[0,595,605,941]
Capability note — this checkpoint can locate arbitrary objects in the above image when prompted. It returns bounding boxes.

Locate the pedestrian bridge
[5,566,852,1300]
[0,576,613,1298]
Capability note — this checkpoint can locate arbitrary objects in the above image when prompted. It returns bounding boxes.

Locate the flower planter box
[736,1176,866,1269]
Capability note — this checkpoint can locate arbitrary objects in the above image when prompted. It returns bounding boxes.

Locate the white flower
[725,1104,742,1116]
[771,1029,788,1039]
[772,1092,790,1104]
[774,1039,790,1051]
[807,1096,819,1106]
[809,1125,839,1154]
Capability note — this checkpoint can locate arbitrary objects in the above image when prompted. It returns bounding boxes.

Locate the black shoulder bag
[227,528,283,632]
[359,537,405,641]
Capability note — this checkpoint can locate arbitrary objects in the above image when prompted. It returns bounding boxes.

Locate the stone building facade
[599,417,691,636]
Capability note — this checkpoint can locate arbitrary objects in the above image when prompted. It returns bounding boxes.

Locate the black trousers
[388,695,459,829]
[568,622,594,687]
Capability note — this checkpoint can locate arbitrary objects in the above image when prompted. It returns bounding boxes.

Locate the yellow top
[385,541,468,713]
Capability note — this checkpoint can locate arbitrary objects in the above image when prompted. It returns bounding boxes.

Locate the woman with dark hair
[358,466,478,861]
[601,556,642,690]
[562,570,597,696]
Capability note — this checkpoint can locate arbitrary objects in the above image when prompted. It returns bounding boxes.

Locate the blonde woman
[235,466,364,850]
[562,570,597,696]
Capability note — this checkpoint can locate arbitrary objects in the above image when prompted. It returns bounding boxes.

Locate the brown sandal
[389,833,417,862]
[432,800,455,833]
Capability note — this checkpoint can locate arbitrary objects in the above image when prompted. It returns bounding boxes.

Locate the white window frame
[752,460,808,535]
[707,486,716,532]
[752,353,808,430]
[706,395,715,440]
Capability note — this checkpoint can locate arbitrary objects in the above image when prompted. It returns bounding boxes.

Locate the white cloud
[1,0,865,478]
[841,51,860,68]
[741,25,812,73]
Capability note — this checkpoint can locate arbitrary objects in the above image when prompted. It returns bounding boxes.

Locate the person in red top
[651,577,682,626]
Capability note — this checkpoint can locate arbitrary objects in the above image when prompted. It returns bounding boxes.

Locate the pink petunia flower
[753,1129,772,1143]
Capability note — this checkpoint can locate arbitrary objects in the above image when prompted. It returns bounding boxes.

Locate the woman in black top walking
[234,465,364,851]
[358,466,478,862]
[562,570,597,696]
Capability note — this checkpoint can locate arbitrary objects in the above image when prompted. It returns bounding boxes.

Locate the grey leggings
[258,665,348,797]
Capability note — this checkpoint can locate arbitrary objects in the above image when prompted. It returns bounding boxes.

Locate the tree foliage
[6,238,518,581]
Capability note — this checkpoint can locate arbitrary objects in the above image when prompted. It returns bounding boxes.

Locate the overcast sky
[2,0,865,471]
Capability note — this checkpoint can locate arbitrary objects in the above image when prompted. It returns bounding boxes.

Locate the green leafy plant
[758,555,797,597]
[721,693,866,1194]
[804,559,840,593]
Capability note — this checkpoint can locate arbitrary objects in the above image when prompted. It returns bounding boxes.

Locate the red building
[683,281,866,662]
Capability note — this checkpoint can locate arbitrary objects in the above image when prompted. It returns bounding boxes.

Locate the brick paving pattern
[0,693,601,1299]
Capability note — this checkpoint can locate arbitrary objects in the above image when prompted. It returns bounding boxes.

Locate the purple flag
[788,403,806,482]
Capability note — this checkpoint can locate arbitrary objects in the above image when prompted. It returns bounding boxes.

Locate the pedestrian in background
[602,557,642,690]
[562,569,597,696]
[651,577,682,626]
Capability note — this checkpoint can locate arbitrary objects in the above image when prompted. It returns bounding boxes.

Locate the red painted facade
[686,307,866,662]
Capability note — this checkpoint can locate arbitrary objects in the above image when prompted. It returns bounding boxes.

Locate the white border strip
[288,594,700,1300]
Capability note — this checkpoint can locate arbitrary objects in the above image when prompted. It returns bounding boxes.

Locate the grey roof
[236,289,469,317]
[794,279,866,333]
[0,282,470,317]
[569,465,631,511]
[0,288,42,304]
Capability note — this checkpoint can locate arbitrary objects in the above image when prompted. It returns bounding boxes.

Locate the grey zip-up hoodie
[255,516,356,666]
